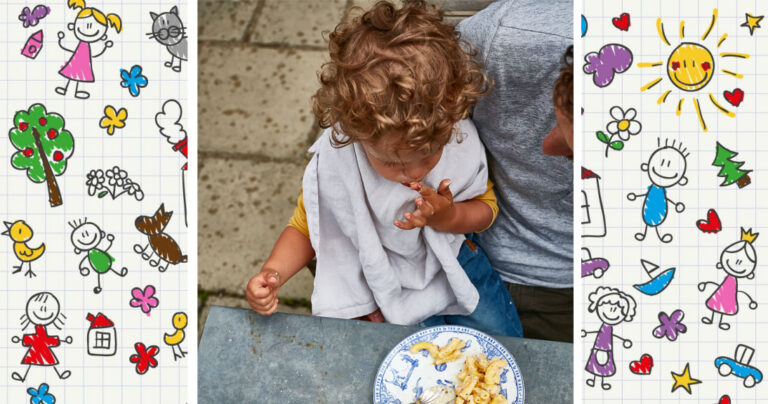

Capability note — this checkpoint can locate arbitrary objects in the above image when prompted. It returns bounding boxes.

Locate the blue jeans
[421,234,524,338]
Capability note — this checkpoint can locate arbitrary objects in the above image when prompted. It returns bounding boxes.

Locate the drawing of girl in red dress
[55,0,122,99]
[11,292,73,382]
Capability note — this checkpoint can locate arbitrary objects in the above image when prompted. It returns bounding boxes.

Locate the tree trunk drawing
[32,127,63,207]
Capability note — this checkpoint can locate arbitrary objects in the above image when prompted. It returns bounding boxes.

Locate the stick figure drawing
[11,292,73,382]
[69,218,128,294]
[627,139,689,243]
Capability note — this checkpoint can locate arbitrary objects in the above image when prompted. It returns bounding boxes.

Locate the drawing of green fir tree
[8,104,75,207]
[712,141,751,188]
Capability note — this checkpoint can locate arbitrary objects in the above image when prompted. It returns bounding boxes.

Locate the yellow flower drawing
[99,105,127,135]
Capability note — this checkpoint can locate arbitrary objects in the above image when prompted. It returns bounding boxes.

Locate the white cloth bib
[303,119,488,325]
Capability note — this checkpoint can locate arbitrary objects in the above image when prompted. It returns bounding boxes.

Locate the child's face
[720,248,756,278]
[361,137,444,185]
[72,16,108,43]
[542,107,573,158]
[596,300,624,325]
[642,147,687,188]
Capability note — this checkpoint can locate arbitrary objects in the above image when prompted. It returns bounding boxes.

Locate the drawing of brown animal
[134,203,187,272]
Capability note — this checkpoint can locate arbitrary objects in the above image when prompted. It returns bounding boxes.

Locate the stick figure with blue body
[627,139,689,243]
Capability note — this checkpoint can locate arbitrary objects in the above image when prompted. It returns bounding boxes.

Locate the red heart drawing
[724,89,744,107]
[629,353,653,375]
[697,209,722,233]
[719,395,731,404]
[612,13,631,31]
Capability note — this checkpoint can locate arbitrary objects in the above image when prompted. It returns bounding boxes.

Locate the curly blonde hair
[312,0,490,151]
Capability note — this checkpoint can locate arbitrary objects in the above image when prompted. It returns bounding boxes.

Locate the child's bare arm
[395,179,493,234]
[245,227,315,315]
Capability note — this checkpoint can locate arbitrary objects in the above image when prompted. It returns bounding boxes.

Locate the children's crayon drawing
[148,7,188,72]
[2,1,189,401]
[134,204,187,272]
[3,220,45,277]
[69,218,128,294]
[583,2,764,401]
[11,292,73,382]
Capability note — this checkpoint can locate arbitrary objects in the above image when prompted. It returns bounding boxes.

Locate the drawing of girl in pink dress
[582,286,636,390]
[699,228,759,330]
[56,0,122,99]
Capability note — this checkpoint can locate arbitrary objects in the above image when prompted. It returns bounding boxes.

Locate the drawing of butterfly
[129,342,159,375]
[19,5,50,28]
[27,382,56,404]
[653,309,687,341]
[130,285,159,316]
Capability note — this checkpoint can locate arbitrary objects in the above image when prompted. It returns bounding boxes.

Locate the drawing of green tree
[8,104,75,207]
[712,141,751,188]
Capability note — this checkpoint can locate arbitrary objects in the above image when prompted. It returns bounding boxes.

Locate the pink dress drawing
[706,275,738,315]
[59,41,94,82]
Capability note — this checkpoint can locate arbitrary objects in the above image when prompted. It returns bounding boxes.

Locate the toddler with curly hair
[246,1,522,337]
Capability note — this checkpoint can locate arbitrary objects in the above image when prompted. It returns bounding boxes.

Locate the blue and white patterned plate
[373,326,524,404]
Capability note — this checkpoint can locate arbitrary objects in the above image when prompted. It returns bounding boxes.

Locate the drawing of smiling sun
[639,9,750,132]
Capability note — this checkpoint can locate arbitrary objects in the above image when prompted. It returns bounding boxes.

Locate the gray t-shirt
[458,0,573,288]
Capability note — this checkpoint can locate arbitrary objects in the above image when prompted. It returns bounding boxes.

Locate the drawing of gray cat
[148,6,187,72]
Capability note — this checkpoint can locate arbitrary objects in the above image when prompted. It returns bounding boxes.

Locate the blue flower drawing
[120,65,148,97]
[27,383,55,404]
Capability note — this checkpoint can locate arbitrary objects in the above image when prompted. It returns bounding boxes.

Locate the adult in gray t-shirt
[458,0,573,342]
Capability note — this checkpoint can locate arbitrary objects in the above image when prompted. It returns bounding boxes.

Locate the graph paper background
[0,1,189,403]
[581,0,768,402]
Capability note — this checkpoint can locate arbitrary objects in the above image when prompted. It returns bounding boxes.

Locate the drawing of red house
[86,312,117,357]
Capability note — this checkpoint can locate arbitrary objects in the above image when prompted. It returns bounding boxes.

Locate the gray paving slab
[198,43,325,158]
[199,0,261,41]
[199,306,574,403]
[249,0,348,47]
[198,157,315,297]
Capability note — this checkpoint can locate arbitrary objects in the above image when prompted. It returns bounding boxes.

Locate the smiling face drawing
[645,146,688,188]
[71,222,102,251]
[596,300,625,325]
[72,16,108,43]
[720,242,757,278]
[666,42,715,92]
[26,292,60,326]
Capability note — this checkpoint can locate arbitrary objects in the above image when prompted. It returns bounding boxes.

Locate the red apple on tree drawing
[8,104,75,207]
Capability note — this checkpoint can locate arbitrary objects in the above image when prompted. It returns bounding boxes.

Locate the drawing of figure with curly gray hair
[581,286,637,390]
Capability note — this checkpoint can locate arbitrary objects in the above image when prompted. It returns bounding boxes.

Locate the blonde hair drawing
[67,0,122,33]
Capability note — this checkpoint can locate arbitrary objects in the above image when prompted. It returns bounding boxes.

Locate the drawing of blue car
[715,344,763,388]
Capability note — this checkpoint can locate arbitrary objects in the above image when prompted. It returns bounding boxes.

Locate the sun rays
[640,9,748,132]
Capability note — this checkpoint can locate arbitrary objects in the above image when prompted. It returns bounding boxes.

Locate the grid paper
[581,1,768,402]
[0,1,189,403]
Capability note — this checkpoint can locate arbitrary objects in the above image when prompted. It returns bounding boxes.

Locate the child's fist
[245,270,281,315]
[395,179,454,230]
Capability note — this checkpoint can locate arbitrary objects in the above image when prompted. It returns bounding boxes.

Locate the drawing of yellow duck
[3,220,45,278]
[164,312,187,360]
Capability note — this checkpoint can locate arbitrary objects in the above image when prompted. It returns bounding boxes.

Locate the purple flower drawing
[653,309,687,341]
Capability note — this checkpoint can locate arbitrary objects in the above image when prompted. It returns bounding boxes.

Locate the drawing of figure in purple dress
[582,286,636,390]
[56,1,122,99]
[699,228,759,330]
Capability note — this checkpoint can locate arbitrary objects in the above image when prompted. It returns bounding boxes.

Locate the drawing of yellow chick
[163,312,187,360]
[3,220,45,278]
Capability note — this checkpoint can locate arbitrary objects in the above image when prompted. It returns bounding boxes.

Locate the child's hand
[395,179,454,230]
[245,270,281,315]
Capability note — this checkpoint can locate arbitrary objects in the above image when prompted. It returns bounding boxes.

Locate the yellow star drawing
[741,13,764,36]
[671,363,702,394]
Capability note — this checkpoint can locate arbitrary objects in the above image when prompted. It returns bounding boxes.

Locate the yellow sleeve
[289,181,497,236]
[287,189,310,238]
[473,179,498,232]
